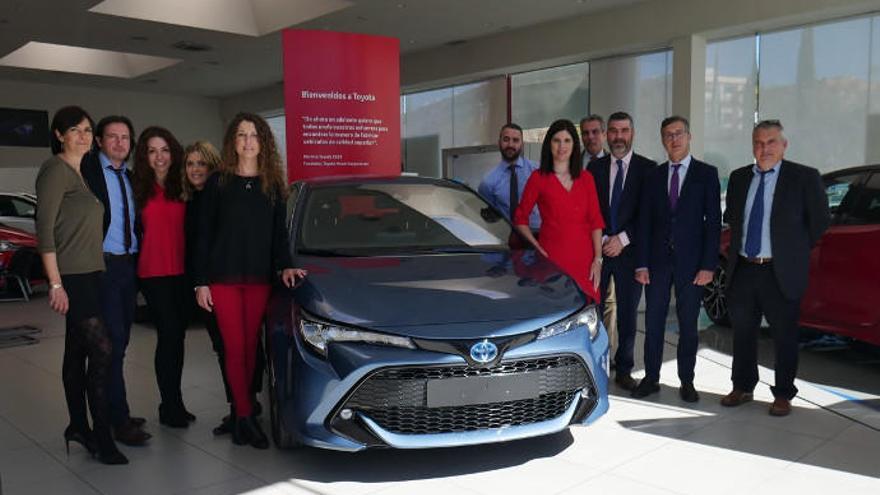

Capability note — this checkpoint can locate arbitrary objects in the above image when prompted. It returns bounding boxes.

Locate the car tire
[265,337,300,449]
[702,258,731,327]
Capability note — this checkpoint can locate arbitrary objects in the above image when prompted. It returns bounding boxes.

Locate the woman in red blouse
[514,119,604,302]
[132,126,193,428]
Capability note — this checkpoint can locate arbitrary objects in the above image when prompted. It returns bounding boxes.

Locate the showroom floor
[1,295,879,495]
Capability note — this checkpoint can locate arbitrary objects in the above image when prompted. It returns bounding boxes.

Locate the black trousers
[727,260,801,400]
[140,275,190,409]
[100,254,137,427]
[61,271,113,437]
[599,255,642,375]
[197,305,265,403]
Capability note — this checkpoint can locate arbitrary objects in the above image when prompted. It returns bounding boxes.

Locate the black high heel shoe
[64,426,97,456]
[94,430,128,465]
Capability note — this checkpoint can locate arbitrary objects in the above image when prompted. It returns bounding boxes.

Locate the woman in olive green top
[35,106,127,465]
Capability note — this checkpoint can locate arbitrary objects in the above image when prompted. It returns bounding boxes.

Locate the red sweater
[138,182,186,278]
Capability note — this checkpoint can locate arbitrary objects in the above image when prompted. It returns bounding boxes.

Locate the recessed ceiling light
[130,35,149,41]
[408,39,416,44]
[90,0,353,37]
[356,15,367,21]
[204,60,220,66]
[0,42,180,79]
[171,40,212,52]
[397,3,406,8]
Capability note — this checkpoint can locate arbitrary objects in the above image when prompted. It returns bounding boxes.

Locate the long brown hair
[219,112,287,201]
[181,140,221,200]
[132,126,184,209]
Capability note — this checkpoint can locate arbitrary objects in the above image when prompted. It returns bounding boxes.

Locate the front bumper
[267,320,609,451]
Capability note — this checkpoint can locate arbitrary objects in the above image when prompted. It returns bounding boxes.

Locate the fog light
[340,408,353,420]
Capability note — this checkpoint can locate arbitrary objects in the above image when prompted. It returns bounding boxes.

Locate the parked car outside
[263,176,609,451]
[0,192,37,234]
[703,165,880,346]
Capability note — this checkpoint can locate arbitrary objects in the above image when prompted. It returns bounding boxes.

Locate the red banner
[283,30,400,182]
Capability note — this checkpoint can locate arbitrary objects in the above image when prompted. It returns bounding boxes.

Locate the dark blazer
[81,149,135,240]
[723,159,829,300]
[588,153,655,255]
[637,158,722,279]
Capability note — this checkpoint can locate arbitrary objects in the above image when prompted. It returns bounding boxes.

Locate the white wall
[0,79,223,193]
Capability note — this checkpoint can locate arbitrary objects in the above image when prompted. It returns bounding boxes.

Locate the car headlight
[537,305,600,341]
[0,241,18,252]
[298,315,416,357]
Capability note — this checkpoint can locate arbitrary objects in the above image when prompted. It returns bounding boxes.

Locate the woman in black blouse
[194,114,305,449]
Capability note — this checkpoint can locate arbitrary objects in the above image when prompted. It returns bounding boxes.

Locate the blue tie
[609,159,624,232]
[745,169,774,257]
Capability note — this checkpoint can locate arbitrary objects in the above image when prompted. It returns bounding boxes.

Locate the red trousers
[210,283,271,417]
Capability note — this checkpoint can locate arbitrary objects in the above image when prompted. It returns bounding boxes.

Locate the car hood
[294,251,587,339]
[0,223,36,247]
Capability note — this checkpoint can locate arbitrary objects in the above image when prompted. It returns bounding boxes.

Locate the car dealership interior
[1,1,880,494]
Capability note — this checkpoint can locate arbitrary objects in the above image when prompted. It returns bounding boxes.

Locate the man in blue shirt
[477,123,540,231]
[82,116,150,446]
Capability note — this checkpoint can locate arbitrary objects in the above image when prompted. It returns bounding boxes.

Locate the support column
[672,35,707,159]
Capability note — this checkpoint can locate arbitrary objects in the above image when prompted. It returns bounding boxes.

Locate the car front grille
[339,355,594,435]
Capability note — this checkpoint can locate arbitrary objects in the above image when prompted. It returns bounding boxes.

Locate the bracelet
[49,283,63,291]
[194,285,208,292]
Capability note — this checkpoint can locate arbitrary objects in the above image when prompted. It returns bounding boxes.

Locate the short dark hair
[500,122,523,137]
[579,114,605,131]
[754,119,784,133]
[539,119,582,179]
[661,115,690,133]
[50,106,94,154]
[607,111,633,128]
[95,115,136,159]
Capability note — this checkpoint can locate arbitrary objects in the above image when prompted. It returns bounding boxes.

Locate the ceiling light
[0,42,180,79]
[171,41,212,52]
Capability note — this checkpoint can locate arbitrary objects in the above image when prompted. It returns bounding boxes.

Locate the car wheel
[702,259,731,327]
[265,341,299,449]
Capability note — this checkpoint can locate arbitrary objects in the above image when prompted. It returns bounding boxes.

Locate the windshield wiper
[297,248,358,257]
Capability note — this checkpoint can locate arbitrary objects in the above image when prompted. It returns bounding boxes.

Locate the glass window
[704,36,758,178]
[403,87,453,178]
[10,198,35,217]
[823,172,865,222]
[511,63,589,143]
[453,78,507,148]
[264,113,288,177]
[297,182,511,254]
[590,51,672,162]
[759,18,872,172]
[847,172,880,224]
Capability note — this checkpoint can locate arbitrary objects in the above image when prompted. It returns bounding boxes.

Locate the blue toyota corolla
[263,176,609,451]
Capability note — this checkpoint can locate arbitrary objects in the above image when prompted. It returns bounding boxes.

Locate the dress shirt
[606,150,633,246]
[667,154,693,194]
[99,152,138,254]
[739,161,781,258]
[478,156,541,230]
[582,148,607,168]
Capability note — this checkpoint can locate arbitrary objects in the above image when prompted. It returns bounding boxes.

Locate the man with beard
[478,123,540,231]
[587,112,655,391]
[580,115,608,168]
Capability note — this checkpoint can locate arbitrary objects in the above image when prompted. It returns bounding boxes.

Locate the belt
[740,255,772,265]
[103,252,135,260]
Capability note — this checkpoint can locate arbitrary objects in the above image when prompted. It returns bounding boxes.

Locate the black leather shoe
[95,430,128,465]
[114,422,151,446]
[159,404,190,428]
[679,383,700,403]
[631,378,661,398]
[240,416,269,450]
[614,373,638,391]
[231,417,250,446]
[128,416,146,427]
[64,425,97,455]
[213,415,232,436]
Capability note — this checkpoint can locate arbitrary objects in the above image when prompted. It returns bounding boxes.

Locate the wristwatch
[593,257,603,265]
[49,283,63,291]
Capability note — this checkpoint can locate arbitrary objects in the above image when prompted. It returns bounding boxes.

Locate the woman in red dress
[514,119,604,302]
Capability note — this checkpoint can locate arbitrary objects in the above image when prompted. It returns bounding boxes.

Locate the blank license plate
[426,373,539,408]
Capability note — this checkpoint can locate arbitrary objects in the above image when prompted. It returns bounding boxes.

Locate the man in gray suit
[720,120,830,416]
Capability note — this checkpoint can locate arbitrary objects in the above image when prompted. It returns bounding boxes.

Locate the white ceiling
[0,0,650,98]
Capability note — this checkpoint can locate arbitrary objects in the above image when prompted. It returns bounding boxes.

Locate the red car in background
[0,223,42,300]
[702,165,880,346]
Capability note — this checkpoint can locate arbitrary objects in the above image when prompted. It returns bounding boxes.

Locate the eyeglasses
[662,130,688,142]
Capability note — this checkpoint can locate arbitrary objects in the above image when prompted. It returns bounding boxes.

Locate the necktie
[745,169,774,257]
[609,159,624,232]
[669,164,681,210]
[508,164,519,220]
[112,167,132,253]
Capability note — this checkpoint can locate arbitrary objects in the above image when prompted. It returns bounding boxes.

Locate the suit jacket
[637,158,722,280]
[723,159,829,300]
[588,153,655,262]
[81,149,136,241]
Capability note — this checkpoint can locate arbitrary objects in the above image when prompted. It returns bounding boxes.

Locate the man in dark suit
[633,116,721,402]
[720,120,829,416]
[82,116,151,445]
[588,111,655,391]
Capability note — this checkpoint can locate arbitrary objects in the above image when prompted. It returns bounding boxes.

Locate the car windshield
[297,182,513,255]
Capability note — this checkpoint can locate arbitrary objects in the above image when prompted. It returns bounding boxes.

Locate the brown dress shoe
[720,389,753,407]
[769,398,792,417]
[114,422,151,446]
[614,373,637,391]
